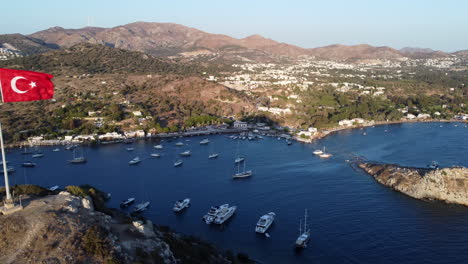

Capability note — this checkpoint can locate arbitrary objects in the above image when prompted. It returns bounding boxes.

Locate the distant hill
[307,44,405,60]
[0,33,58,55]
[399,47,449,59]
[0,43,194,75]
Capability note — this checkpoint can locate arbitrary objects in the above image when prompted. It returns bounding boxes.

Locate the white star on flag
[29,81,37,88]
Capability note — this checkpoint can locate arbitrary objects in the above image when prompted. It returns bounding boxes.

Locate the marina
[1,122,467,263]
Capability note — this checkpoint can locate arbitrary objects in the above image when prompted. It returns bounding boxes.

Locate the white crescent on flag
[10,76,32,94]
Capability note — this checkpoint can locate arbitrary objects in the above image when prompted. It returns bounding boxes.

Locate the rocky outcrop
[0,193,239,264]
[359,163,468,206]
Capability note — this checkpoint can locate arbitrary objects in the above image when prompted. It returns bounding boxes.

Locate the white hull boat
[173,198,191,212]
[255,212,275,233]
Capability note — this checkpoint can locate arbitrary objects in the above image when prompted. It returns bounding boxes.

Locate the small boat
[255,212,276,234]
[175,142,184,146]
[129,157,141,165]
[363,132,367,136]
[69,148,87,164]
[48,185,59,191]
[318,147,332,158]
[428,161,439,169]
[174,160,183,167]
[52,148,60,152]
[32,153,44,158]
[173,198,191,212]
[233,161,253,179]
[203,205,226,224]
[126,147,135,151]
[214,204,237,224]
[21,162,36,167]
[313,149,323,155]
[200,138,210,145]
[0,167,15,174]
[295,209,311,249]
[234,157,245,163]
[180,150,191,156]
[287,141,293,145]
[154,145,163,149]
[150,153,161,158]
[65,145,77,151]
[120,197,135,207]
[133,201,150,212]
[208,153,219,159]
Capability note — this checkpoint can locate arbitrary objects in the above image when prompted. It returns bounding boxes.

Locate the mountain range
[1,21,465,61]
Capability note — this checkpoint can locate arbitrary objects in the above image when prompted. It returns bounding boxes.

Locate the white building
[338,119,354,127]
[233,121,248,129]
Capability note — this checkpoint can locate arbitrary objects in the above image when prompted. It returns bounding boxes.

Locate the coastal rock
[81,196,94,211]
[132,220,156,238]
[359,163,468,206]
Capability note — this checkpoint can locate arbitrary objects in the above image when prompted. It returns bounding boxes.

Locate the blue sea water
[2,122,468,264]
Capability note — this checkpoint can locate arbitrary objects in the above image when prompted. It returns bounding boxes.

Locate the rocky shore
[0,185,254,264]
[358,162,468,206]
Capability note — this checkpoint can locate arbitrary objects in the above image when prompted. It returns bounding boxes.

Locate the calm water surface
[3,122,468,264]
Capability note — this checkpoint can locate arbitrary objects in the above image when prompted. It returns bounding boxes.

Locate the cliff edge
[358,163,468,206]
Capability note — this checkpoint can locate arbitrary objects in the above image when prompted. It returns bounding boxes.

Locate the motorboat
[203,204,230,224]
[255,212,276,233]
[120,197,135,207]
[295,209,311,249]
[154,145,163,149]
[175,142,184,146]
[126,147,135,151]
[180,150,191,156]
[313,149,323,155]
[208,153,219,159]
[151,153,161,158]
[287,141,293,145]
[213,204,237,224]
[52,148,60,152]
[133,201,150,212]
[428,161,439,169]
[0,167,15,174]
[21,162,36,167]
[200,138,210,145]
[173,198,191,212]
[319,153,332,158]
[129,157,141,165]
[174,160,183,167]
[48,185,59,191]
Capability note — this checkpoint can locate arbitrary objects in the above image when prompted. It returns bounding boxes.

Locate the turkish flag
[0,68,54,103]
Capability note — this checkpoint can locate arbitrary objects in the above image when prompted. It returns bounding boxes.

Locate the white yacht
[234,157,245,164]
[214,204,237,224]
[174,160,183,167]
[52,148,60,152]
[208,153,219,159]
[48,185,59,191]
[175,142,184,146]
[200,138,210,145]
[233,161,252,179]
[120,197,135,207]
[126,147,135,151]
[295,209,311,248]
[133,201,150,212]
[180,150,191,156]
[318,147,332,158]
[21,161,36,167]
[255,212,275,233]
[32,153,44,158]
[173,198,191,212]
[129,157,141,165]
[151,153,161,158]
[154,145,163,149]
[203,204,227,224]
[313,149,323,155]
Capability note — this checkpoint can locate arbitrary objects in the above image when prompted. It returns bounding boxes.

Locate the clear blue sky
[1,0,467,52]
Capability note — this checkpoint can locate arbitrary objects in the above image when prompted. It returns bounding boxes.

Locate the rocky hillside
[359,163,468,206]
[308,44,405,61]
[0,187,253,264]
[0,34,57,55]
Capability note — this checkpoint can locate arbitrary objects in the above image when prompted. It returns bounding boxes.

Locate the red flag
[0,68,54,103]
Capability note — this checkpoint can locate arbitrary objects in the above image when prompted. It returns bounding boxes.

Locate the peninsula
[359,163,468,206]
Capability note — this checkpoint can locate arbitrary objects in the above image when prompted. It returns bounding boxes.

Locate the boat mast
[299,219,302,235]
[304,209,308,233]
[0,122,12,202]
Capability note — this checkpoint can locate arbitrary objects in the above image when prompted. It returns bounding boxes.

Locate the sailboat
[32,147,44,158]
[233,160,253,178]
[234,140,245,164]
[69,148,87,164]
[295,209,311,249]
[318,147,332,158]
[208,139,219,159]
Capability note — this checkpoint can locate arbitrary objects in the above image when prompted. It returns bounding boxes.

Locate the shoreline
[295,119,467,143]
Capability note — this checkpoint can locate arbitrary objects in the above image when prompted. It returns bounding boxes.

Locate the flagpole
[0,122,12,203]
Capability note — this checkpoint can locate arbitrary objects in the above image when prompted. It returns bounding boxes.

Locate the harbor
[2,122,468,263]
